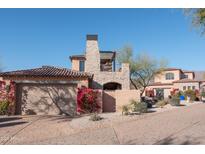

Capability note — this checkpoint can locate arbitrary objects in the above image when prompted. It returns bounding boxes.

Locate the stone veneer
[84,35,130,90]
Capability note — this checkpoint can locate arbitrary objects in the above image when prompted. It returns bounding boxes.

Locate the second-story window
[181,74,188,79]
[165,73,174,80]
[79,60,85,72]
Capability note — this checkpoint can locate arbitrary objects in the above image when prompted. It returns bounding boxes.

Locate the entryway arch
[103,82,122,90]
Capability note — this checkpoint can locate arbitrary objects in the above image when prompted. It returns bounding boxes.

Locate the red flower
[77,87,101,114]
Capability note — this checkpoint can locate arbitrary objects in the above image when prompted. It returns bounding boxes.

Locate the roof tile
[0,66,93,79]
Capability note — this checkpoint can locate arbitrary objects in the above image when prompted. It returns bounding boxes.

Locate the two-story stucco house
[0,34,132,115]
[146,68,205,99]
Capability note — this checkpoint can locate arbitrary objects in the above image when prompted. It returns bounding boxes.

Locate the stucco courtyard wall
[102,90,140,112]
[115,90,140,111]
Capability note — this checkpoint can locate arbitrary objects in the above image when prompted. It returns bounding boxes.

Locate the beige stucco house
[0,34,135,115]
[146,68,205,98]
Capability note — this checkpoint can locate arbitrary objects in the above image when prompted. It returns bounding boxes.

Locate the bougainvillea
[0,81,16,115]
[170,88,179,96]
[77,87,101,114]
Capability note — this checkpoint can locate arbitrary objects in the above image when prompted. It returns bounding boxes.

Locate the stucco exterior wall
[102,90,140,112]
[92,63,130,90]
[173,82,200,91]
[115,90,140,111]
[154,70,181,83]
[71,59,80,71]
[146,85,173,98]
[102,91,116,112]
[184,72,194,80]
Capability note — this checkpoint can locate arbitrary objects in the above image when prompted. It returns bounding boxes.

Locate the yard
[0,101,205,145]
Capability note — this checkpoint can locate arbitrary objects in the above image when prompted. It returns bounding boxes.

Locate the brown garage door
[15,83,77,116]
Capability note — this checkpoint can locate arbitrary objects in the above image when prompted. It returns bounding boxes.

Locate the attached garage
[15,83,77,116]
[0,66,93,116]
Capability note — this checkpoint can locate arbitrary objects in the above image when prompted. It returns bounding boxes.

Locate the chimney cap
[86,34,98,41]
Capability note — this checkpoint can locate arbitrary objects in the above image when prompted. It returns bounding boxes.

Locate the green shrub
[122,105,130,115]
[130,100,147,113]
[156,100,168,108]
[201,91,205,98]
[89,113,103,121]
[184,89,196,101]
[169,97,180,106]
[0,100,10,115]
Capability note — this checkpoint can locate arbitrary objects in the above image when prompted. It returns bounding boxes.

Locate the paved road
[1,103,205,144]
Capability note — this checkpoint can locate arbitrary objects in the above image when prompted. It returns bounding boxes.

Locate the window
[184,75,188,79]
[79,60,85,72]
[188,86,191,90]
[165,73,174,80]
[183,86,186,91]
[192,86,195,90]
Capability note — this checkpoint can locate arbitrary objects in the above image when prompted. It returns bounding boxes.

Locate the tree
[117,45,167,97]
[184,9,205,35]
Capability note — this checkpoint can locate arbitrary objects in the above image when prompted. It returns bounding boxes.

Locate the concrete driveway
[1,102,205,145]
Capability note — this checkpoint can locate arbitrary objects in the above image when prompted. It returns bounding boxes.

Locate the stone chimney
[85,34,101,73]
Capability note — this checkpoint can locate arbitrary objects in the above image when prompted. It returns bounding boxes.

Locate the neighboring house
[146,68,205,98]
[0,34,132,115]
[70,35,130,90]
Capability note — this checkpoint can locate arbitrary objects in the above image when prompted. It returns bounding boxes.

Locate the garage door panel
[16,83,77,116]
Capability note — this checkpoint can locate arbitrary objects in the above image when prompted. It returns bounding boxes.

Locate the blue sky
[0,8,205,71]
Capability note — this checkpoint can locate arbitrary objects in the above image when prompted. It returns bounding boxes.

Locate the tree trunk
[130,78,138,90]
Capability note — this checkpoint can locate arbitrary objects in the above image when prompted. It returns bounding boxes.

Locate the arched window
[165,73,174,80]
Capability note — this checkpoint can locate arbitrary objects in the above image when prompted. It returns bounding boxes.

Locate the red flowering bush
[170,88,179,96]
[0,81,16,115]
[145,89,154,97]
[77,87,101,114]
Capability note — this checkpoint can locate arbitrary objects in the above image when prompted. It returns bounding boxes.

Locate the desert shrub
[184,89,196,101]
[169,96,180,106]
[122,105,130,115]
[0,81,16,115]
[130,100,148,113]
[77,87,101,114]
[0,100,10,115]
[156,100,168,108]
[201,91,205,97]
[89,113,103,121]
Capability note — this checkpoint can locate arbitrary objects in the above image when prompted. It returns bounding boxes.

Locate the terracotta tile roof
[163,68,183,72]
[173,79,199,83]
[183,70,195,73]
[149,82,173,86]
[0,66,93,79]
